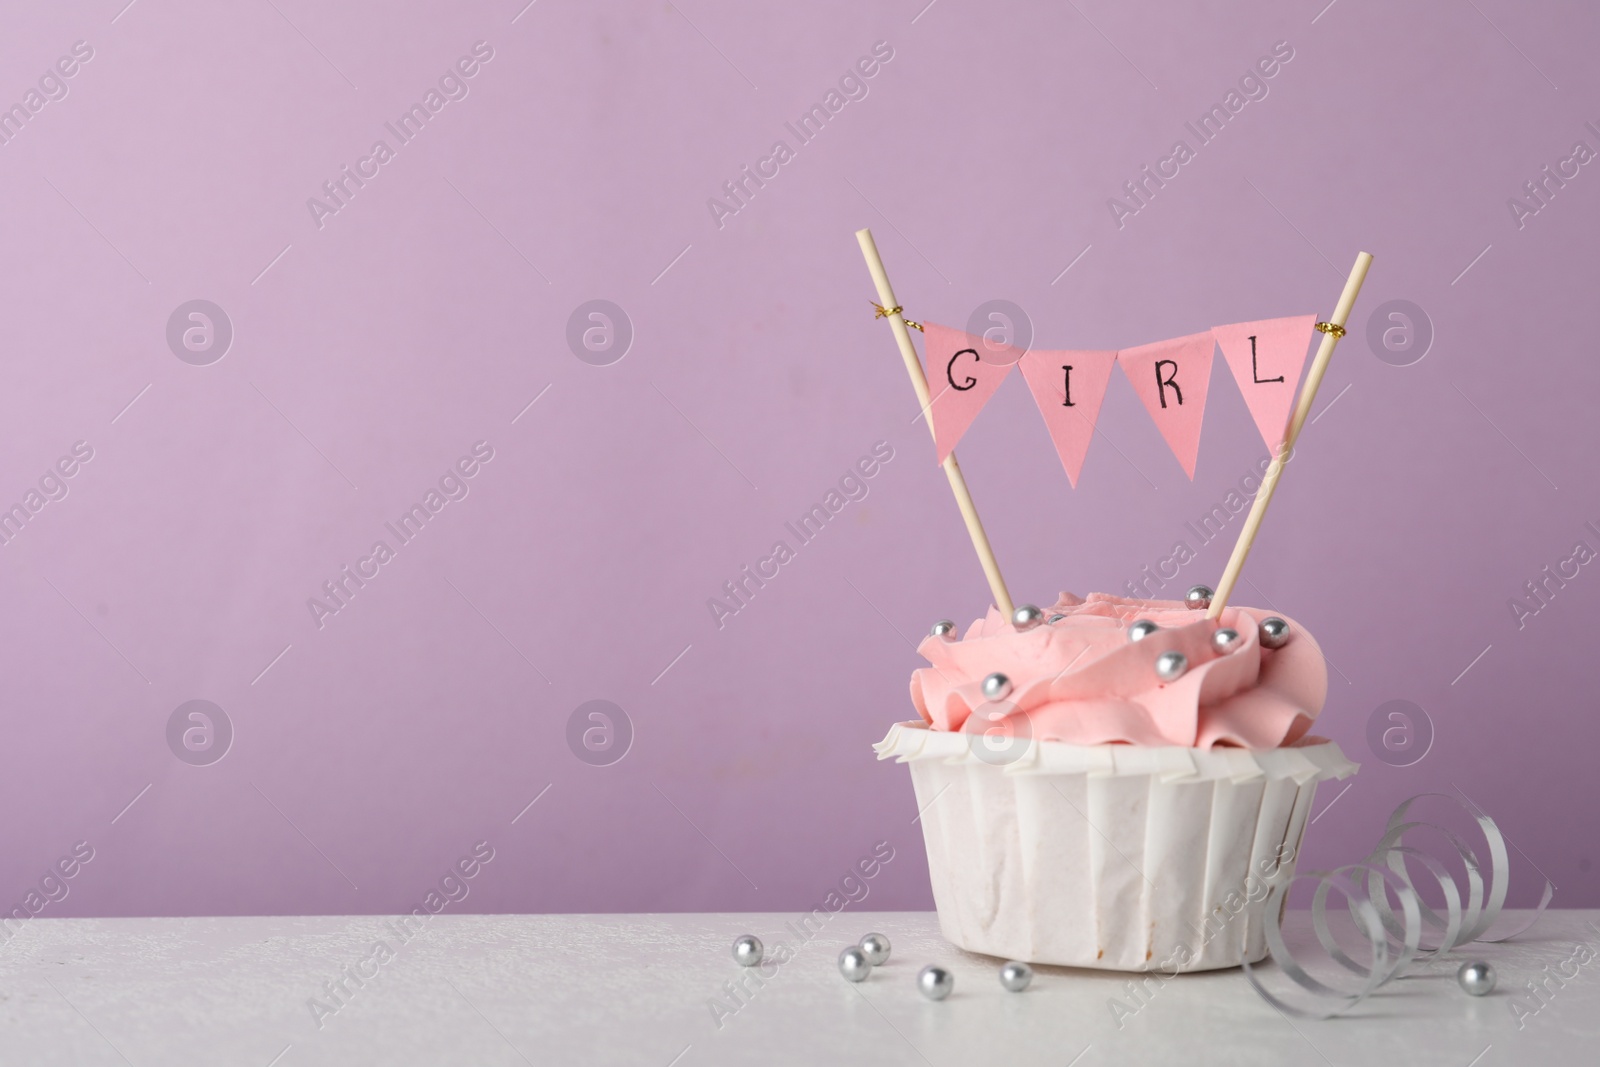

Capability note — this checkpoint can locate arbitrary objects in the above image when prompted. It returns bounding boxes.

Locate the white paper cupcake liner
[875,721,1358,972]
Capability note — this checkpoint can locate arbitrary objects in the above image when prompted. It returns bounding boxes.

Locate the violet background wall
[1,0,1594,917]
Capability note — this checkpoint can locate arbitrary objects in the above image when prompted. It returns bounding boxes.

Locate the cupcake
[876,591,1355,972]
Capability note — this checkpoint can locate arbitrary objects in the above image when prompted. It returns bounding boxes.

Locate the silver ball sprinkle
[1047,613,1065,624]
[1259,617,1291,650]
[1184,585,1214,610]
[1212,628,1240,654]
[859,933,891,966]
[1154,650,1188,682]
[1128,619,1159,642]
[982,672,1013,701]
[1457,960,1496,997]
[998,960,1033,993]
[1011,604,1045,631]
[838,946,873,983]
[930,619,957,639]
[731,934,763,967]
[917,964,954,1001]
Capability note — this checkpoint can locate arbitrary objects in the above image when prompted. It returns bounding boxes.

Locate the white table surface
[0,910,1593,1065]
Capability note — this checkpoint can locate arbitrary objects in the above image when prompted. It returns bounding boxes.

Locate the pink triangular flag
[1019,348,1118,487]
[1212,314,1317,451]
[1117,331,1215,479]
[919,321,1020,464]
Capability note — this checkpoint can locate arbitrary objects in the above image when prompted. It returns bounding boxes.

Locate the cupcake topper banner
[1018,347,1118,488]
[856,229,1016,617]
[917,315,1322,482]
[856,225,1370,620]
[1209,256,1372,620]
[1213,314,1318,457]
[919,321,1021,468]
[1115,329,1218,480]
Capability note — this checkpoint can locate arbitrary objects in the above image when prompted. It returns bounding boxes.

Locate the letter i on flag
[1117,331,1216,479]
[1019,349,1118,487]
[918,321,1022,464]
[1211,314,1317,452]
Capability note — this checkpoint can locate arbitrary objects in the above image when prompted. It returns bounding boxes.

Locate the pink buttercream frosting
[910,592,1327,750]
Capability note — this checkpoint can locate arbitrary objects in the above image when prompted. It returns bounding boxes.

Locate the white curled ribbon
[1244,791,1554,1018]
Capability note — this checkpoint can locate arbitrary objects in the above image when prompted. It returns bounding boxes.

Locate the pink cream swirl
[910,592,1327,750]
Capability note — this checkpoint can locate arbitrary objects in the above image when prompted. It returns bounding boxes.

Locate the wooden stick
[855,228,1015,618]
[1208,251,1374,620]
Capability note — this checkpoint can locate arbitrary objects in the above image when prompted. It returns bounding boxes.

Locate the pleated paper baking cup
[875,721,1358,972]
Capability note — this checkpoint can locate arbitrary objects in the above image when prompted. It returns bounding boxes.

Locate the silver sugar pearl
[1212,628,1240,654]
[917,964,954,1001]
[1259,617,1291,650]
[1012,604,1045,630]
[982,672,1012,701]
[998,960,1033,992]
[1047,613,1065,624]
[1457,960,1496,996]
[859,932,891,966]
[930,619,957,639]
[1154,650,1188,682]
[838,946,873,983]
[1184,585,1214,610]
[1128,620,1159,642]
[731,934,763,967]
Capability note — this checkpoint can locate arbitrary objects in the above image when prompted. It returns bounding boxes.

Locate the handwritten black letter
[947,349,979,391]
[1155,359,1183,408]
[1249,335,1284,384]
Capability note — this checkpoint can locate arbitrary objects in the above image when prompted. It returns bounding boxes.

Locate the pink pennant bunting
[1212,314,1317,452]
[919,321,1021,464]
[1117,331,1216,479]
[1019,348,1118,487]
